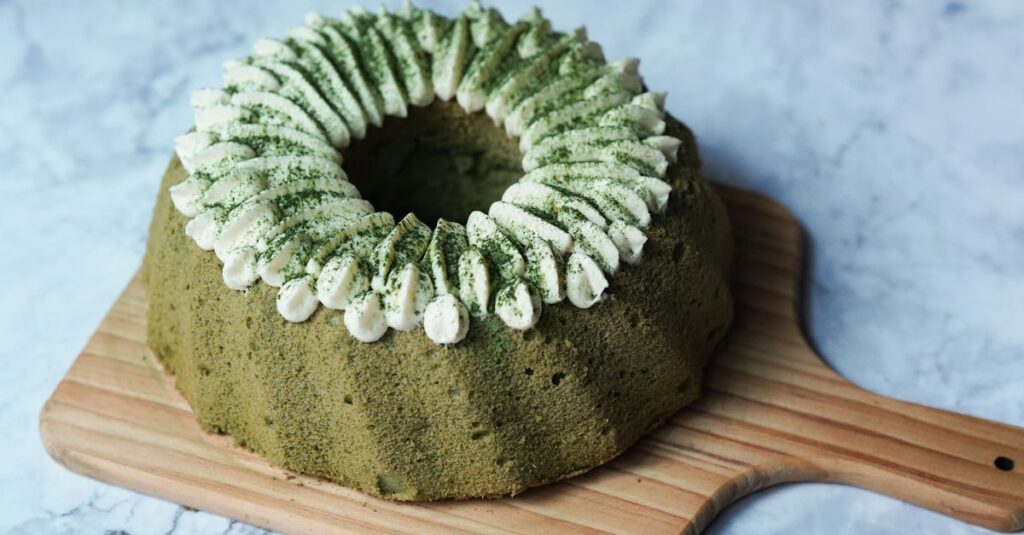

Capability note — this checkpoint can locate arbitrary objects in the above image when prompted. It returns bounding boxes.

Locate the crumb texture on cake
[144,107,733,499]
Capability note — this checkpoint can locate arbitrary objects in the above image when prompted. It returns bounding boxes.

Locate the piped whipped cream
[424,294,470,344]
[171,0,683,345]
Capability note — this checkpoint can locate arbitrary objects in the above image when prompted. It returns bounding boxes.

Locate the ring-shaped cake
[143,1,734,500]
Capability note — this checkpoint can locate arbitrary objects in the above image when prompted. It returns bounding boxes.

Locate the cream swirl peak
[170,1,680,345]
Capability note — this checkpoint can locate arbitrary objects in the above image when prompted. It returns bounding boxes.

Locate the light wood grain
[39,185,1024,534]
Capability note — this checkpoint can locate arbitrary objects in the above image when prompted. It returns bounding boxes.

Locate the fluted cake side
[142,110,733,500]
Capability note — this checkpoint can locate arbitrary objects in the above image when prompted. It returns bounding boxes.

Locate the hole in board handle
[994,456,1014,472]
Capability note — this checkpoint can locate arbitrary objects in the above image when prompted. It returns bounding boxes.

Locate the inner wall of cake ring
[343,99,522,225]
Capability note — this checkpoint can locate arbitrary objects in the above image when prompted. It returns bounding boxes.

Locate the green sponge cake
[142,1,733,501]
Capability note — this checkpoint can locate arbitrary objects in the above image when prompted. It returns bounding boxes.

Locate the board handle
[712,184,1022,530]
[806,385,1024,532]
[706,357,1024,532]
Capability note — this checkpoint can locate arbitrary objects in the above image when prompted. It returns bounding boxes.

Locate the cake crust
[143,112,733,500]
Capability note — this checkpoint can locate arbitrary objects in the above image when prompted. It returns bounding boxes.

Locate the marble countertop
[2,1,1021,533]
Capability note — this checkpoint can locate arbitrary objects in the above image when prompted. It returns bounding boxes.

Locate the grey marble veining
[1,1,1021,534]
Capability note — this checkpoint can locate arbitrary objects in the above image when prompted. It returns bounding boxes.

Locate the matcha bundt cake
[142,1,734,500]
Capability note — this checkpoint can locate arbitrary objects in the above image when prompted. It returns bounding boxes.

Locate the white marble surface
[1,1,1021,533]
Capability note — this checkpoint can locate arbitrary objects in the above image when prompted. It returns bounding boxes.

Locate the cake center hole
[341,99,523,225]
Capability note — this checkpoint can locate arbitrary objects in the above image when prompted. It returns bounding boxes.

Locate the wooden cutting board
[39,185,1024,534]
